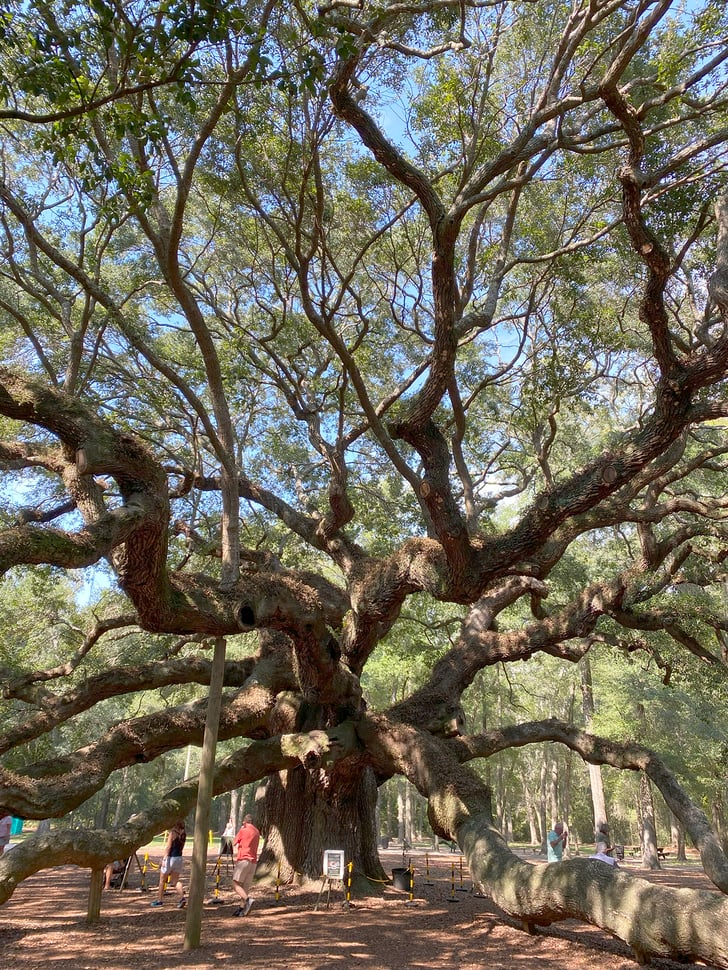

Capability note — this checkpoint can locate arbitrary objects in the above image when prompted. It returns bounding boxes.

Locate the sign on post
[323,849,346,881]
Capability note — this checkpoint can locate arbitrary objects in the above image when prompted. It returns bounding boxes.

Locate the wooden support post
[87,867,104,923]
[183,636,227,951]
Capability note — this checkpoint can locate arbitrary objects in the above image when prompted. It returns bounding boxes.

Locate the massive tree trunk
[256,762,386,890]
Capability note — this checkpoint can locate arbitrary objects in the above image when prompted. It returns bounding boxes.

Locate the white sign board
[323,849,346,881]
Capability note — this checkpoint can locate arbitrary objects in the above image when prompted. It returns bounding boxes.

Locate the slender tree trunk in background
[539,758,548,854]
[504,808,513,844]
[415,798,425,840]
[548,758,559,824]
[562,681,576,853]
[379,785,392,839]
[495,760,505,832]
[670,815,686,861]
[520,772,540,845]
[183,745,193,781]
[94,787,112,829]
[581,657,609,836]
[229,788,241,829]
[714,799,728,854]
[640,773,661,870]
[397,777,405,842]
[587,763,608,832]
[562,758,574,853]
[531,810,541,846]
[113,767,128,826]
[404,780,413,845]
[411,794,419,841]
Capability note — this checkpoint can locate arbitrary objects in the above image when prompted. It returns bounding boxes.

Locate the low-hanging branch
[0,722,361,905]
[450,718,728,894]
[360,714,728,969]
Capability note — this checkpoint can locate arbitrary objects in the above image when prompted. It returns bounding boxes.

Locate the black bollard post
[456,855,469,891]
[447,859,459,903]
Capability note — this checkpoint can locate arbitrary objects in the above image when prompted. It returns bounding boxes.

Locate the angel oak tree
[2,0,728,964]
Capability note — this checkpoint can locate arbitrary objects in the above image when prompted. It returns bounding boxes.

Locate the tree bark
[581,658,609,837]
[714,799,728,855]
[670,815,686,862]
[639,773,661,870]
[184,636,226,951]
[360,714,728,969]
[257,762,387,891]
[87,867,104,925]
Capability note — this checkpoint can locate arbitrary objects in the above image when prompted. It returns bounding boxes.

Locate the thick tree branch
[358,713,728,968]
[0,721,361,904]
[0,653,256,754]
[450,717,728,894]
[0,680,280,818]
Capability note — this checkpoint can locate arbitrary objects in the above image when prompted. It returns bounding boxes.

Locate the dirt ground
[0,846,721,970]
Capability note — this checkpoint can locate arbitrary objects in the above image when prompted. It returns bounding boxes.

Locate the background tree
[2,0,728,964]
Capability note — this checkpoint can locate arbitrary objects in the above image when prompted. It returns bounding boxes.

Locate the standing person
[547,821,567,862]
[151,819,187,908]
[231,813,260,916]
[0,813,11,854]
[220,817,235,858]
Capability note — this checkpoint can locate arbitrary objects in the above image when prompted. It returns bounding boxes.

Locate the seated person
[104,859,126,889]
[589,842,618,866]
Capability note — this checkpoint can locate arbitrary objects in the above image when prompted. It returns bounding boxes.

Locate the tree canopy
[2,0,728,964]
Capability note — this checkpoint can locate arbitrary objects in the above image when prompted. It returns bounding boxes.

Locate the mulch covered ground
[0,845,721,970]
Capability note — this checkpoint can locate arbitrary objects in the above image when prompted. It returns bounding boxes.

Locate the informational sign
[323,849,346,881]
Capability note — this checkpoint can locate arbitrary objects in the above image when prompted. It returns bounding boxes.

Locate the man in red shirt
[232,814,260,916]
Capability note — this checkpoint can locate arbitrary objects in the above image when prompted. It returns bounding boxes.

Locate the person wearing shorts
[232,814,260,916]
[152,819,186,908]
